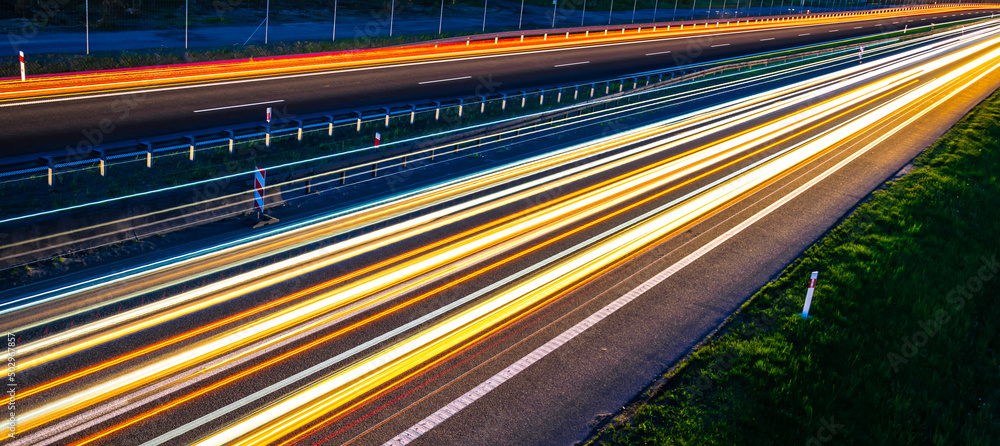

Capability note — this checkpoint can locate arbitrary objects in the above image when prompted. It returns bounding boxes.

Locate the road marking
[829,29,839,32]
[759,37,775,41]
[711,43,730,47]
[554,61,590,67]
[799,33,811,36]
[645,50,672,56]
[418,76,472,85]
[855,26,863,29]
[194,100,284,113]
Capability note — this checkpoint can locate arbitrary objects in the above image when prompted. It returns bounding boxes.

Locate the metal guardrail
[0,3,971,184]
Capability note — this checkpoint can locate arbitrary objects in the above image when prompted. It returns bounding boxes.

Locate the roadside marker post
[19,51,25,81]
[265,107,272,147]
[253,166,266,215]
[375,132,381,149]
[801,271,819,319]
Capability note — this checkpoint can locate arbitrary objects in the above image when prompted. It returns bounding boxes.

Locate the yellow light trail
[191,31,1000,446]
[0,6,983,102]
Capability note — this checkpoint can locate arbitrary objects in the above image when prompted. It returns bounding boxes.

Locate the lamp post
[185,0,188,49]
[265,0,270,44]
[85,0,89,54]
[439,0,445,34]
[519,0,525,29]
[483,0,488,32]
[390,0,395,36]
[552,0,558,27]
[609,0,615,24]
[632,0,638,23]
[582,0,588,25]
[333,0,338,40]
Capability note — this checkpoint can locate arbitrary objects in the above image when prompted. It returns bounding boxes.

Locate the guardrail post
[326,116,335,136]
[383,107,391,127]
[430,147,435,161]
[143,142,153,168]
[520,91,527,108]
[303,173,311,194]
[458,98,464,117]
[539,90,545,105]
[502,93,507,110]
[574,86,579,100]
[479,95,487,113]
[557,87,562,103]
[41,156,53,187]
[187,136,196,160]
[372,163,377,177]
[340,170,346,185]
[226,130,235,152]
[296,119,304,142]
[402,155,407,168]
[605,82,610,94]
[94,149,106,177]
[410,105,416,124]
[356,111,363,132]
[434,101,441,121]
[264,125,271,147]
[619,79,625,92]
[590,83,595,97]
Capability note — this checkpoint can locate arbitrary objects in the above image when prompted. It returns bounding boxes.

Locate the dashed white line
[854,26,863,29]
[711,43,730,47]
[554,61,590,67]
[418,76,472,85]
[759,37,775,41]
[829,29,839,32]
[645,50,672,56]
[798,33,811,36]
[194,100,284,113]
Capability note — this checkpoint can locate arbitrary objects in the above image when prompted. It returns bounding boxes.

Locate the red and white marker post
[801,271,819,318]
[265,107,272,147]
[374,132,381,149]
[253,166,266,215]
[19,51,25,81]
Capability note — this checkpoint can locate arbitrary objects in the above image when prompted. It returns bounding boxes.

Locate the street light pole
[185,0,188,49]
[390,0,395,36]
[265,0,270,44]
[333,0,338,40]
[519,0,525,29]
[439,0,445,34]
[632,0,638,23]
[653,0,659,21]
[609,0,615,24]
[552,0,558,28]
[483,0,488,32]
[582,0,588,25]
[85,0,89,54]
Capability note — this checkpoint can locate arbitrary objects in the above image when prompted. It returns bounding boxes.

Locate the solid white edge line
[555,61,590,67]
[194,99,284,113]
[418,76,472,85]
[381,75,968,444]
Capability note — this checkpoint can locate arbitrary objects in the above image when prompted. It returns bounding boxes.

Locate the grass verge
[590,79,1000,444]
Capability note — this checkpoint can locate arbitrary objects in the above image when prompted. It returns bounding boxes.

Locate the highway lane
[0,7,997,157]
[7,21,1000,445]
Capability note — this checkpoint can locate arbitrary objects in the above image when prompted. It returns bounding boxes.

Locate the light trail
[0,6,987,104]
[11,18,1000,446]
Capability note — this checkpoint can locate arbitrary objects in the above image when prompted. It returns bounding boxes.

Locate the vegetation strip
[590,72,1000,445]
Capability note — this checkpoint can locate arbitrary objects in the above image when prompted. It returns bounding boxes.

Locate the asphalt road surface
[1,8,996,158]
[7,20,1000,445]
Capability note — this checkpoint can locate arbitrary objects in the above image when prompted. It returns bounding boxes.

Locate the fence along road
[1,5,996,157]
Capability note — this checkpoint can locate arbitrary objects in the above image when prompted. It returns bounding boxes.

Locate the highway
[0,6,997,157]
[6,18,1000,445]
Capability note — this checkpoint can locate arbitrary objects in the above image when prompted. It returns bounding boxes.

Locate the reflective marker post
[801,271,819,318]
[19,51,25,81]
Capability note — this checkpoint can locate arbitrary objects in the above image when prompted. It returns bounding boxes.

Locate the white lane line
[554,61,590,67]
[759,38,775,41]
[418,76,472,85]
[829,30,839,32]
[855,26,863,29]
[645,50,672,56]
[799,33,811,36]
[711,43,730,47]
[383,111,892,445]
[193,100,283,113]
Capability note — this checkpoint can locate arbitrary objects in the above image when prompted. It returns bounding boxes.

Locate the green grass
[591,79,1000,445]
